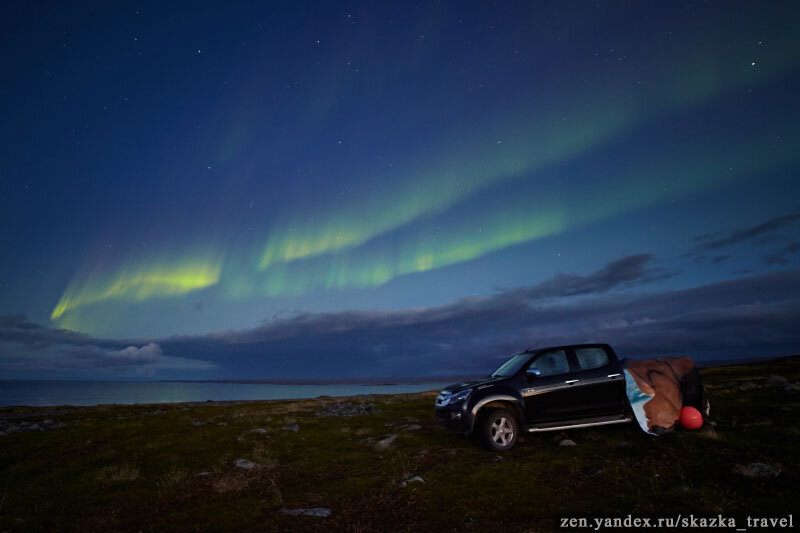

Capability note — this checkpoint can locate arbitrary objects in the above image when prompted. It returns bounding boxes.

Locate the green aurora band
[242,126,799,297]
[50,26,800,328]
[256,30,800,270]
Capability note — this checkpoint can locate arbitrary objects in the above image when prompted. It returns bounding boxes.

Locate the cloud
[110,342,162,364]
[3,256,799,380]
[509,253,675,299]
[0,318,214,378]
[160,267,800,378]
[689,213,800,253]
[764,242,800,265]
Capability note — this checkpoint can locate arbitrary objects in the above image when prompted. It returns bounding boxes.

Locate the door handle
[565,379,579,384]
[607,373,621,378]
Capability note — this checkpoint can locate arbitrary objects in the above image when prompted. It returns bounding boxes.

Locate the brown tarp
[624,356,706,434]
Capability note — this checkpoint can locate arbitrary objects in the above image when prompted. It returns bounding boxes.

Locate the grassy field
[1,357,798,532]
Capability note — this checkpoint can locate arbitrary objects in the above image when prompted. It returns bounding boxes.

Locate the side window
[575,347,609,371]
[529,350,570,377]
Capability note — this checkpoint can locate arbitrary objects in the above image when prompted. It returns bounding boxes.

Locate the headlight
[450,388,473,404]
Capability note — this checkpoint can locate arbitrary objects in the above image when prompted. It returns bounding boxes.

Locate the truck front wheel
[480,408,519,451]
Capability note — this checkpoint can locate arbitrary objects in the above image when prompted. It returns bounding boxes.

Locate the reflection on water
[0,380,447,407]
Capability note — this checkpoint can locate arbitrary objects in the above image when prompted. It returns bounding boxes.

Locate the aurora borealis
[2,2,800,379]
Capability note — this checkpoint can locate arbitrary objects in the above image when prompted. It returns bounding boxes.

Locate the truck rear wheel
[480,408,519,451]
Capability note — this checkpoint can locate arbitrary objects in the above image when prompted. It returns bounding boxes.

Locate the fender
[469,394,524,432]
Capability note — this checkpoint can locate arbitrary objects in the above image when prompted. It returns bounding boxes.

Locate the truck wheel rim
[491,416,513,447]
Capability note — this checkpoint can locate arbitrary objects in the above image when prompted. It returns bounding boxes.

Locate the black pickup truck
[434,343,632,450]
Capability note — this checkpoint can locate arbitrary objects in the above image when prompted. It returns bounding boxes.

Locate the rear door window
[575,347,609,371]
[529,350,570,377]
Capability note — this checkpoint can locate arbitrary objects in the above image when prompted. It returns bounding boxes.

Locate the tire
[480,408,519,451]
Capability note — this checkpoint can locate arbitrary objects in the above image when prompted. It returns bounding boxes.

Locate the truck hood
[441,376,505,393]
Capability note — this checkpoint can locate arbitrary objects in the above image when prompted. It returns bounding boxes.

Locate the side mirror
[526,368,541,380]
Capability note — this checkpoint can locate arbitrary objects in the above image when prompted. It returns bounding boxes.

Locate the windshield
[491,353,532,378]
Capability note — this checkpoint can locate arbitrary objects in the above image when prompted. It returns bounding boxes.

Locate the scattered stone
[738,382,759,391]
[784,382,800,392]
[399,475,425,488]
[280,507,331,518]
[247,428,267,434]
[43,419,55,426]
[193,471,213,478]
[316,402,376,417]
[190,420,207,427]
[734,462,780,478]
[400,424,423,431]
[217,422,229,426]
[559,439,577,447]
[766,375,789,386]
[493,455,504,461]
[234,459,256,470]
[375,434,398,449]
[281,424,299,432]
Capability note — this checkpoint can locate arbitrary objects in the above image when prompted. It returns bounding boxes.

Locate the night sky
[2,1,800,379]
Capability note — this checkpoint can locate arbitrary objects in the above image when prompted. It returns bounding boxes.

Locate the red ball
[680,405,703,430]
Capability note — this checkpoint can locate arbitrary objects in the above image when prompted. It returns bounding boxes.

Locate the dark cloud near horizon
[689,213,800,254]
[3,257,800,379]
[166,268,799,377]
[764,242,800,265]
[0,316,212,378]
[503,253,675,299]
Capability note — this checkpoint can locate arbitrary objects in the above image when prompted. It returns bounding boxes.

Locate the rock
[738,382,759,391]
[43,419,55,426]
[217,422,229,426]
[190,420,206,427]
[0,431,6,437]
[766,375,789,386]
[559,439,577,447]
[234,459,256,470]
[401,424,423,431]
[399,475,425,487]
[6,424,20,434]
[193,471,213,478]
[246,428,267,434]
[784,383,800,392]
[281,424,299,432]
[375,434,398,449]
[28,423,42,431]
[280,507,331,517]
[734,462,781,478]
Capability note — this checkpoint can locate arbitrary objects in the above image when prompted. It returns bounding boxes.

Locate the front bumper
[434,403,472,434]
